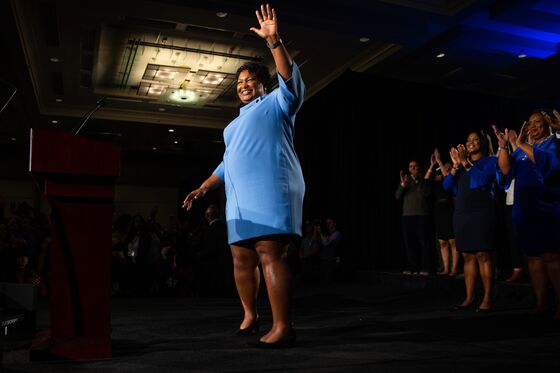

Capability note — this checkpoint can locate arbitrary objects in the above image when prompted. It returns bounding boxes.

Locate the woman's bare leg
[449,239,459,275]
[460,252,478,306]
[527,256,549,315]
[476,251,494,310]
[255,239,292,343]
[230,244,260,329]
[438,240,450,274]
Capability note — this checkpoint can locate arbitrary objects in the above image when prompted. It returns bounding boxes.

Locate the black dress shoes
[247,329,296,349]
[236,318,260,336]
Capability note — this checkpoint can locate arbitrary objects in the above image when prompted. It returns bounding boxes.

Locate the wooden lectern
[29,129,120,360]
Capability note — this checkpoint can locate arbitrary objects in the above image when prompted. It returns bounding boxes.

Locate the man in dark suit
[198,204,233,297]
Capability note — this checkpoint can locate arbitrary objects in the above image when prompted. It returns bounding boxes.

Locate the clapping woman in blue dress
[183,4,305,347]
[493,111,560,319]
[443,131,498,312]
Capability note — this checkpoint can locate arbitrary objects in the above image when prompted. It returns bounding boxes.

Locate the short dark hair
[236,62,271,91]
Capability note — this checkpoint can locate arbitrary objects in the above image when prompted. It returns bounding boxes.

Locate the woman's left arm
[250,4,292,80]
[532,142,560,179]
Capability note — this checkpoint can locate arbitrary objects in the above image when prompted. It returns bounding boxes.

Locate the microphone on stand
[74,98,105,135]
[0,78,17,115]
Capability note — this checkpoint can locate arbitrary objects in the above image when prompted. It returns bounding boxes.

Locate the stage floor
[3,271,560,372]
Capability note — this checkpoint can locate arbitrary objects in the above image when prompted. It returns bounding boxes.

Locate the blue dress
[498,135,560,255]
[443,156,498,252]
[213,63,306,244]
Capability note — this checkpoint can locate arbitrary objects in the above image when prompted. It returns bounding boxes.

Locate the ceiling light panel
[138,82,169,97]
[142,64,191,84]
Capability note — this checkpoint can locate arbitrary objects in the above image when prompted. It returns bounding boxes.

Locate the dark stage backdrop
[295,69,550,273]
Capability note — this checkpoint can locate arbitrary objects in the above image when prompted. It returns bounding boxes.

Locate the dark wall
[295,70,542,271]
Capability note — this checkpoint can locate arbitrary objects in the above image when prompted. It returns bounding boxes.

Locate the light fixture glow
[170,88,198,103]
[55,98,63,102]
[518,54,527,58]
[359,37,370,43]
[216,11,228,18]
[436,53,446,58]
[168,129,175,132]
[49,57,59,62]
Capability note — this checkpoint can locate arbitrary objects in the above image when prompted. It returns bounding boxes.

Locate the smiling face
[527,112,550,142]
[466,132,482,155]
[236,70,266,104]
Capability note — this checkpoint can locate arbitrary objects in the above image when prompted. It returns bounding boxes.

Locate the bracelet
[266,38,282,49]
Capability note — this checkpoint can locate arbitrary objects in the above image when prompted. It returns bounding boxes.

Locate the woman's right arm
[182,173,224,210]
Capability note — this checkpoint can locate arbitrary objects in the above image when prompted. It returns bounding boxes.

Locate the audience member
[299,219,322,280]
[318,218,342,281]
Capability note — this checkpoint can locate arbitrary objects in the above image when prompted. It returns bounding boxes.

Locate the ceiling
[2,0,560,153]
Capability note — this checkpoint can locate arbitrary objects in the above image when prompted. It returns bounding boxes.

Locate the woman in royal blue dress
[493,111,560,320]
[183,4,304,347]
[443,131,498,312]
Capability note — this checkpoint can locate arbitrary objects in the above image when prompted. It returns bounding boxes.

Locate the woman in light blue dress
[183,4,304,347]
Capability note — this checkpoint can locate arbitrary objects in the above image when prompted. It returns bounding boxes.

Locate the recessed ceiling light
[216,11,228,18]
[152,147,158,150]
[359,37,370,43]
[518,54,527,59]
[51,120,58,124]
[158,107,166,112]
[168,129,175,132]
[174,140,178,144]
[436,53,445,58]
[55,98,63,102]
[10,137,16,141]
[49,57,59,62]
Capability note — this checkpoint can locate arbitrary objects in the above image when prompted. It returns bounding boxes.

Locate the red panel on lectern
[30,129,120,177]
